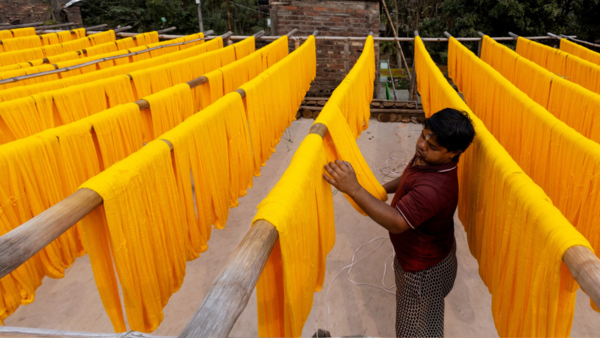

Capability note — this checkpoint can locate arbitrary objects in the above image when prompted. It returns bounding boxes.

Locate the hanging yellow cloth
[314,106,387,214]
[0,28,89,53]
[516,37,600,95]
[241,35,316,175]
[447,35,600,329]
[0,27,36,40]
[254,134,335,338]
[561,38,600,65]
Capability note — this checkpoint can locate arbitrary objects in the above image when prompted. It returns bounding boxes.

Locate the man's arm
[383,176,402,194]
[323,160,410,234]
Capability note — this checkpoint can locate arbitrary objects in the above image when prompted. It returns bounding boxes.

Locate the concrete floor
[5,120,599,337]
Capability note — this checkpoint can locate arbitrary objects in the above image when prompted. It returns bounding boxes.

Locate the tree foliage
[382,0,600,63]
[80,0,269,35]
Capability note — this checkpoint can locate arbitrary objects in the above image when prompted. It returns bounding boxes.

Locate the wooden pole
[559,34,600,49]
[84,24,108,31]
[0,326,174,338]
[380,0,412,82]
[477,31,484,57]
[408,31,418,100]
[156,27,177,34]
[33,22,76,31]
[1,22,44,29]
[344,39,350,74]
[226,0,232,32]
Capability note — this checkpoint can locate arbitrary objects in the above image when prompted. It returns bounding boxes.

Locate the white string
[325,236,396,330]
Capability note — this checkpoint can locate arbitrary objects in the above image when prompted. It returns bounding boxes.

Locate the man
[323,108,476,337]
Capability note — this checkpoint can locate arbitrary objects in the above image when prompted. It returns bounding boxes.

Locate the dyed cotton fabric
[447,36,600,330]
[254,134,334,337]
[0,28,86,53]
[0,30,117,67]
[481,35,600,145]
[0,33,205,90]
[0,27,36,40]
[516,37,600,94]
[254,36,376,338]
[560,38,600,65]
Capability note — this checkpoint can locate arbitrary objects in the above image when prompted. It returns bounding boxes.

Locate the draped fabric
[0,28,87,53]
[254,134,334,338]
[241,36,315,176]
[481,35,600,145]
[254,36,380,338]
[560,38,600,65]
[446,35,599,334]
[0,30,117,67]
[0,34,314,330]
[0,33,205,88]
[516,37,600,94]
[0,38,227,145]
[0,27,36,40]
[0,36,221,102]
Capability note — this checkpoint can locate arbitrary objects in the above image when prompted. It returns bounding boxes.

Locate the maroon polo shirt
[390,155,459,273]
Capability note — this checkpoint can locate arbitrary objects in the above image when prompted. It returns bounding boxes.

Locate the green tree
[80,0,269,35]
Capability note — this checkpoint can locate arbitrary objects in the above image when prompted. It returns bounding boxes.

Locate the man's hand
[323,160,363,197]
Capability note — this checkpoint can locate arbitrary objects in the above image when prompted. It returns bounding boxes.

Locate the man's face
[415,128,460,165]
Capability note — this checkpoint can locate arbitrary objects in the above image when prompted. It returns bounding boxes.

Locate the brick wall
[0,0,83,27]
[270,0,380,97]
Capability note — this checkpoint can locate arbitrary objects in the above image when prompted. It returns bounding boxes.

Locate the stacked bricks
[0,0,83,27]
[270,0,380,97]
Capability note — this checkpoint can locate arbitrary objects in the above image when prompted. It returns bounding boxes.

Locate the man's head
[415,108,476,165]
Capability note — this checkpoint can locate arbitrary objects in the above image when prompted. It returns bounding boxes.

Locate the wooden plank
[563,245,600,308]
[178,220,279,338]
[0,326,173,338]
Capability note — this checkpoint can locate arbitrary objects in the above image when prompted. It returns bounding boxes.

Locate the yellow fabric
[0,28,88,53]
[0,33,305,329]
[561,38,600,65]
[516,37,600,94]
[0,33,205,89]
[241,36,316,176]
[0,27,36,40]
[254,134,334,338]
[0,36,221,102]
[0,30,117,67]
[254,36,375,338]
[481,35,600,145]
[446,35,598,334]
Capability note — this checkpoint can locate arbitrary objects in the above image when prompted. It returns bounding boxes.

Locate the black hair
[422,108,476,158]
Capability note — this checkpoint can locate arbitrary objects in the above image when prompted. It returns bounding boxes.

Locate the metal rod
[0,30,223,85]
[508,32,519,38]
[156,26,177,34]
[197,0,204,32]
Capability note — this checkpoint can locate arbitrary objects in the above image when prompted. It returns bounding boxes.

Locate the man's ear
[450,149,463,160]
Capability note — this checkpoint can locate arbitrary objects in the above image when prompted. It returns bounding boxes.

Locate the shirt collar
[409,154,458,173]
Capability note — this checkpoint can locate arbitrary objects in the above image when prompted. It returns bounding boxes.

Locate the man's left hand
[323,160,363,198]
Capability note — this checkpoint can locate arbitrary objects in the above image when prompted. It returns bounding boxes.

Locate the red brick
[330,17,344,22]
[314,6,328,11]
[284,6,297,10]
[356,9,367,14]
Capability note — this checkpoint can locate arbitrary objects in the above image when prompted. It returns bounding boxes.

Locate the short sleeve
[395,184,446,229]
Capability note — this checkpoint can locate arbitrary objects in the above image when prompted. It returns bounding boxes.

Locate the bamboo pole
[1,22,44,29]
[559,34,600,49]
[156,27,177,34]
[408,31,418,101]
[477,31,484,57]
[0,30,221,85]
[34,23,76,31]
[0,28,298,280]
[178,122,329,338]
[380,0,412,82]
[0,326,174,338]
[84,24,108,31]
